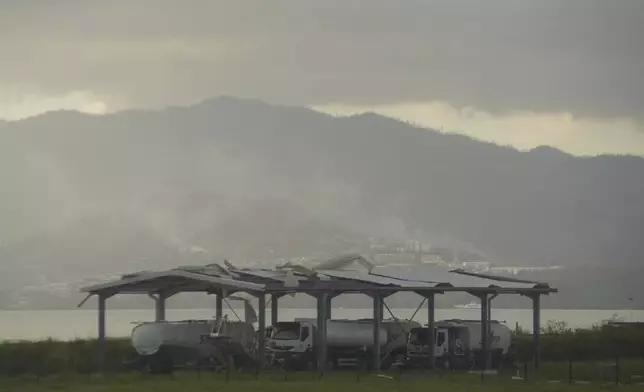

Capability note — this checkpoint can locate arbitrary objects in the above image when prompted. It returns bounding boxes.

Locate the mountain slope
[1,97,644,292]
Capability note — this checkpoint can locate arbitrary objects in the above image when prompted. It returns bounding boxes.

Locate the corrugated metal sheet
[176,264,236,278]
[449,269,545,285]
[81,270,265,293]
[375,265,497,288]
[81,256,553,296]
[315,254,374,272]
[236,269,306,283]
[316,269,440,288]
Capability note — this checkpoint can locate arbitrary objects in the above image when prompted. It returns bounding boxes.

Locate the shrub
[0,338,135,376]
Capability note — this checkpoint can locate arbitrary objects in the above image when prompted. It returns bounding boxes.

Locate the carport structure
[80,254,556,373]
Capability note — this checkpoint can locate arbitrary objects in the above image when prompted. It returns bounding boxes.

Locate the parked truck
[405,319,512,370]
[266,318,421,370]
[131,317,257,373]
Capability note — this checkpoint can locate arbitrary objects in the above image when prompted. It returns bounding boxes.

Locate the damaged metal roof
[80,254,556,297]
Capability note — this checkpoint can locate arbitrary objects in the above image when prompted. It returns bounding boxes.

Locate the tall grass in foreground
[511,321,644,362]
[0,338,134,376]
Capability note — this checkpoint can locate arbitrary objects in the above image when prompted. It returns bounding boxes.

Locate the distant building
[372,253,416,266]
[461,261,492,272]
[420,254,444,264]
[490,265,564,275]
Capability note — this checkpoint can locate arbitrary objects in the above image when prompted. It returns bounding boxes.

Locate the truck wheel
[491,351,503,370]
[226,354,236,371]
[148,351,174,374]
[436,357,450,370]
[380,357,393,370]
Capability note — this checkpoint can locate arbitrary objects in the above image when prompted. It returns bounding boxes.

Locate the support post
[480,293,489,371]
[271,294,279,325]
[532,294,541,371]
[488,295,496,322]
[373,294,382,372]
[326,295,332,320]
[155,293,166,322]
[426,292,435,370]
[321,294,328,368]
[258,293,266,371]
[97,294,107,373]
[316,294,328,371]
[215,293,223,319]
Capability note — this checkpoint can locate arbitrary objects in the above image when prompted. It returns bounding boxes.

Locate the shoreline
[1,307,640,312]
[2,308,640,342]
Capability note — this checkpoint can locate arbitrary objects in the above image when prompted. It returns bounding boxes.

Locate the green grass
[1,321,643,384]
[532,359,644,382]
[0,372,642,392]
[511,322,644,362]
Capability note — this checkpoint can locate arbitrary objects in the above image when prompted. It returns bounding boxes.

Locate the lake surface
[1,308,642,341]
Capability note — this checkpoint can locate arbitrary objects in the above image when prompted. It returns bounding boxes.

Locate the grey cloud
[1,0,643,118]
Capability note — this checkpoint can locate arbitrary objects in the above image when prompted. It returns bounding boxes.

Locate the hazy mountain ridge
[1,97,644,297]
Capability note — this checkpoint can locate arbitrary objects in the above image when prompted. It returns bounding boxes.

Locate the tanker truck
[131,317,257,373]
[405,319,512,370]
[267,318,421,371]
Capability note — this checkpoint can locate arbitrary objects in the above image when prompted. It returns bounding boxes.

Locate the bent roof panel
[374,265,543,289]
[79,257,555,296]
[317,269,443,288]
[375,265,492,287]
[81,269,264,294]
[449,269,548,286]
[236,269,303,280]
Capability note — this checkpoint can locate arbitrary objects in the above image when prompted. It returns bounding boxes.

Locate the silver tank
[131,318,257,356]
[326,320,388,347]
[304,319,420,348]
[131,320,213,355]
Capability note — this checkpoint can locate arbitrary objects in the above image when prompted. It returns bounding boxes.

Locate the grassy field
[2,321,643,376]
[1,322,643,390]
[1,372,643,392]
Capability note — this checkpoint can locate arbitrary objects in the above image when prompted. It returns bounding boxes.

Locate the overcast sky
[2,0,643,155]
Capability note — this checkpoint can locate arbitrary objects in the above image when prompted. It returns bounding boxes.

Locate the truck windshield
[271,322,300,340]
[409,328,429,344]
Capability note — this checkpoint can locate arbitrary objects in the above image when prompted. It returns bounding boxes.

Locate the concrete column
[487,294,498,324]
[316,294,328,371]
[271,294,279,325]
[97,294,107,373]
[321,294,328,368]
[532,294,541,370]
[258,293,266,371]
[426,292,435,370]
[373,294,382,372]
[215,293,223,319]
[480,293,489,371]
[155,294,166,322]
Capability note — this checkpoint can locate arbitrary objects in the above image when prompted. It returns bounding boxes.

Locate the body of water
[1,308,642,341]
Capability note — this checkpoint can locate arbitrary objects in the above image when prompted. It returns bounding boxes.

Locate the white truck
[266,318,421,371]
[131,317,257,373]
[405,319,512,370]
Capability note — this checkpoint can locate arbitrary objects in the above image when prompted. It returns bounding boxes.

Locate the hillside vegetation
[1,97,643,308]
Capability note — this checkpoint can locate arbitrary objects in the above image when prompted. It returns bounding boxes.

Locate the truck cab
[404,320,511,370]
[268,322,313,350]
[405,327,449,365]
[266,321,314,368]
